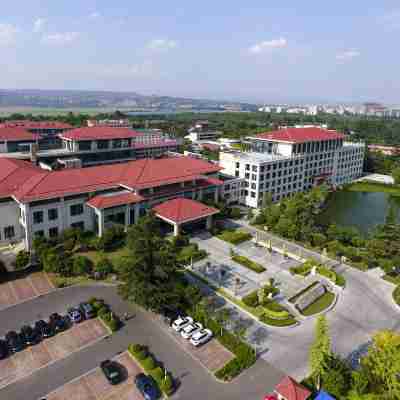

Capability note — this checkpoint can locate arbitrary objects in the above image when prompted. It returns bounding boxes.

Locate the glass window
[78,141,92,151]
[48,208,58,221]
[71,221,84,230]
[97,140,109,149]
[4,226,15,239]
[70,204,84,216]
[33,211,44,224]
[49,227,59,238]
[250,192,256,198]
[35,230,44,237]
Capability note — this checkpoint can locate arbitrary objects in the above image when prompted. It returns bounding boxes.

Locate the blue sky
[1,0,400,103]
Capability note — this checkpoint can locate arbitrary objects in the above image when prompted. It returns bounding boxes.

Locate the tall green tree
[362,330,400,399]
[118,213,183,312]
[309,315,331,389]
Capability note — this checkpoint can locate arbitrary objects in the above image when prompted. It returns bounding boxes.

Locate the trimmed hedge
[317,265,346,288]
[217,229,252,245]
[263,301,290,319]
[242,291,259,307]
[231,254,266,273]
[300,291,336,316]
[128,344,176,396]
[190,308,256,381]
[393,286,400,306]
[87,297,121,332]
[259,314,297,327]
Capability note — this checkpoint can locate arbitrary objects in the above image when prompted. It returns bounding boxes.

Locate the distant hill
[0,89,257,111]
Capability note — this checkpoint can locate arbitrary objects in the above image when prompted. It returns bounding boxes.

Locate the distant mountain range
[0,89,258,111]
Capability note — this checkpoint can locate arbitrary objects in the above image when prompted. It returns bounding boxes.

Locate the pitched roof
[275,376,311,400]
[255,128,344,143]
[87,191,144,209]
[0,121,72,129]
[0,159,43,198]
[60,127,142,141]
[0,127,39,142]
[9,156,221,202]
[153,198,219,224]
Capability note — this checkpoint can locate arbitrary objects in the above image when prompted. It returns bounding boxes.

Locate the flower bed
[128,344,175,395]
[231,254,266,273]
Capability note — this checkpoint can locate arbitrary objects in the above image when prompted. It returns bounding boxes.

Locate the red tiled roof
[0,159,43,198]
[9,156,221,202]
[87,191,144,209]
[60,127,143,141]
[275,376,311,400]
[0,127,39,142]
[153,198,219,224]
[0,121,72,129]
[255,128,344,143]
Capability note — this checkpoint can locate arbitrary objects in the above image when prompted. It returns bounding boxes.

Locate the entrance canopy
[153,198,219,235]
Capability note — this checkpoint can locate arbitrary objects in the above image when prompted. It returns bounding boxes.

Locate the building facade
[220,127,365,208]
[0,156,223,249]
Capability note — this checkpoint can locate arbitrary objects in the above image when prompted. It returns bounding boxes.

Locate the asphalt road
[0,284,284,400]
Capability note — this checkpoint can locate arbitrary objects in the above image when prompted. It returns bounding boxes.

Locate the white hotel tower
[219,127,365,208]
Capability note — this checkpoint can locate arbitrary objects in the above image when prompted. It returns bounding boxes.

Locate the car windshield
[193,332,206,340]
[109,372,119,378]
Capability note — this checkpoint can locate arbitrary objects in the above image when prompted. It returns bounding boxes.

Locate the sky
[1,1,400,104]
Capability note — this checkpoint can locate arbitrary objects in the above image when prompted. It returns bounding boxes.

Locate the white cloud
[336,50,360,61]
[380,10,400,29]
[33,18,46,33]
[0,23,18,46]
[41,32,80,46]
[89,12,101,19]
[249,38,287,54]
[147,39,178,52]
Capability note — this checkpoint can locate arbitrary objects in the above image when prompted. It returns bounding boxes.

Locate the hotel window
[70,204,84,216]
[78,141,92,151]
[4,226,15,239]
[235,162,240,168]
[251,174,257,180]
[112,139,122,148]
[71,221,85,230]
[97,140,109,149]
[33,211,44,224]
[252,165,258,172]
[35,230,44,237]
[251,183,256,189]
[49,227,59,238]
[48,208,58,221]
[245,164,250,170]
[250,192,256,198]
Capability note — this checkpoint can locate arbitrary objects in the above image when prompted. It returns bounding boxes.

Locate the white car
[172,316,193,332]
[181,322,203,339]
[190,329,213,347]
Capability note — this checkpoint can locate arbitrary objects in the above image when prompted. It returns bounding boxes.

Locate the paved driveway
[0,319,108,390]
[46,352,142,400]
[0,285,284,400]
[191,224,400,379]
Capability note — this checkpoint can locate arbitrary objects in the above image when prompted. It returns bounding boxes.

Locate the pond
[318,190,400,235]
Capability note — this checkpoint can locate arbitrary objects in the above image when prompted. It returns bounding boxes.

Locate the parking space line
[0,324,109,391]
[7,282,19,307]
[27,276,40,297]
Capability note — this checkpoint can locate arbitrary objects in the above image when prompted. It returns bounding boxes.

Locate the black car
[79,303,95,319]
[100,360,123,385]
[35,320,54,338]
[49,313,68,333]
[134,373,159,400]
[20,325,41,346]
[5,331,24,353]
[0,339,9,359]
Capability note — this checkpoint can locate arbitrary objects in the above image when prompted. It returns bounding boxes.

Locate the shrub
[217,229,252,245]
[94,257,113,277]
[230,207,242,219]
[150,366,164,382]
[242,291,259,307]
[142,356,156,371]
[98,225,125,251]
[107,317,121,332]
[259,314,297,327]
[231,255,266,273]
[15,250,30,270]
[160,374,174,395]
[72,255,92,276]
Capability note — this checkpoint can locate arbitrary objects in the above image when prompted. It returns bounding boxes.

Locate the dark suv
[134,373,159,400]
[5,331,24,353]
[35,320,54,338]
[49,313,68,333]
[100,360,123,385]
[20,325,41,346]
[0,339,9,359]
[79,303,95,319]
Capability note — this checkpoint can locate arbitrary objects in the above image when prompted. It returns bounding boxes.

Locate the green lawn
[300,292,336,316]
[347,181,400,196]
[393,286,400,306]
[79,246,131,266]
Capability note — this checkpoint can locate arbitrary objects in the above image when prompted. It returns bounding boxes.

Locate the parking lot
[46,352,143,400]
[0,272,54,310]
[0,318,108,390]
